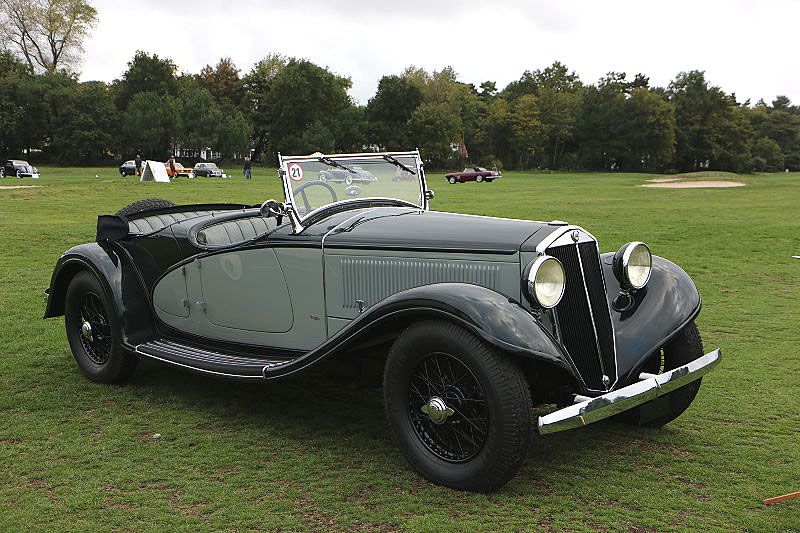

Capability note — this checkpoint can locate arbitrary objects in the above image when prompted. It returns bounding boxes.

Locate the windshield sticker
[288,163,304,181]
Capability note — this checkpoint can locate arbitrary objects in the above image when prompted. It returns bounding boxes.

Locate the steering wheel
[293,180,338,214]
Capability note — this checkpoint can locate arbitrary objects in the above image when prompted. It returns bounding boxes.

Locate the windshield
[280,152,425,219]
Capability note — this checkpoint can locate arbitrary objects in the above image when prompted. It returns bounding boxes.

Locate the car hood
[321,207,559,254]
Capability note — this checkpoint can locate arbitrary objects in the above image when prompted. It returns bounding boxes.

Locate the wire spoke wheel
[408,352,489,463]
[78,292,111,365]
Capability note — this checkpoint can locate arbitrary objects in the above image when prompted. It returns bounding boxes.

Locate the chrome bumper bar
[537,349,721,435]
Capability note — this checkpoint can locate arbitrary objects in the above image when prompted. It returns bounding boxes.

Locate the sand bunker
[0,185,41,190]
[645,177,681,183]
[642,181,746,189]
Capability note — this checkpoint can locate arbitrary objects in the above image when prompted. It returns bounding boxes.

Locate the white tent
[140,160,170,183]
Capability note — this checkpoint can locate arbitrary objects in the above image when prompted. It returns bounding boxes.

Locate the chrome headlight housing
[613,242,652,290]
[524,255,566,309]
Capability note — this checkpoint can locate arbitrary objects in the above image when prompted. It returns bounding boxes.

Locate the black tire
[0,168,5,178]
[448,176,456,184]
[115,198,175,218]
[16,169,22,178]
[65,271,137,384]
[623,321,705,427]
[384,320,532,492]
[486,178,494,182]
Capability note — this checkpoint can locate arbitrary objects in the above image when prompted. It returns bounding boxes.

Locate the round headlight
[525,255,566,309]
[613,242,652,289]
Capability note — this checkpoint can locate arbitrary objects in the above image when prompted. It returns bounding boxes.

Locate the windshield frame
[278,150,428,233]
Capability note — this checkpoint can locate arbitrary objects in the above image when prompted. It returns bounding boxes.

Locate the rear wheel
[622,321,705,427]
[116,198,175,218]
[384,320,532,492]
[65,271,137,383]
[0,168,4,178]
[476,175,484,183]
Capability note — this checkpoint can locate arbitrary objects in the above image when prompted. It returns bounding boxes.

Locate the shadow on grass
[124,358,681,495]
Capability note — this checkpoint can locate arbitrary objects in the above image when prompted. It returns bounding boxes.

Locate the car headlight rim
[526,255,566,309]
[618,241,652,290]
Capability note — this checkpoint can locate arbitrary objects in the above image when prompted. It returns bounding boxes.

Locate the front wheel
[384,320,532,492]
[622,321,705,427]
[16,169,22,178]
[0,168,4,178]
[448,176,456,184]
[65,271,138,383]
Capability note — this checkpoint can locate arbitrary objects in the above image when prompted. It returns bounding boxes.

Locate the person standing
[134,153,142,177]
[167,154,176,178]
[243,155,252,180]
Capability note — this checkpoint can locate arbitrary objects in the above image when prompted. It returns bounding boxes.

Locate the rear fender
[44,242,156,345]
[265,283,581,382]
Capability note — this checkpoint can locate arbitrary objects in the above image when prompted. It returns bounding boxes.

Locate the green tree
[0,0,97,73]
[198,57,244,107]
[49,80,116,163]
[264,59,356,156]
[0,50,29,158]
[366,75,423,150]
[510,94,542,168]
[241,53,288,160]
[622,88,676,171]
[407,102,460,166]
[175,80,221,152]
[115,51,178,110]
[669,70,752,172]
[750,136,784,171]
[215,104,252,159]
[122,91,177,158]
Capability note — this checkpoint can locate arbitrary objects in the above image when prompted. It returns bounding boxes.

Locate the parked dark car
[119,160,137,176]
[194,162,224,177]
[319,165,377,185]
[44,150,720,492]
[445,166,501,184]
[2,160,39,178]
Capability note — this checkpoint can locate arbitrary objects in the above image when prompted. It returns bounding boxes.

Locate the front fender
[601,254,702,384]
[44,242,156,345]
[265,283,580,381]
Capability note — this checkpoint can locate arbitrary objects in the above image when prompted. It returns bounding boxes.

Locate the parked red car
[445,166,501,184]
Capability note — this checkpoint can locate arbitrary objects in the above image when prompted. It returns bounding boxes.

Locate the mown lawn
[1,167,798,531]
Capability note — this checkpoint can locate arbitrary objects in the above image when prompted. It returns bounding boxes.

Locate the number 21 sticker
[288,163,304,181]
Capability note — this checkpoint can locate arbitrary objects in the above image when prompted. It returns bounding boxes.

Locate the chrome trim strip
[537,348,721,434]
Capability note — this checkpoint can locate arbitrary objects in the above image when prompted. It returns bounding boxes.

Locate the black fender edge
[264,282,581,383]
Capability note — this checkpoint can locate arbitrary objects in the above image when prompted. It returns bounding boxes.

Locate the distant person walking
[243,155,252,180]
[134,153,142,177]
[167,155,176,178]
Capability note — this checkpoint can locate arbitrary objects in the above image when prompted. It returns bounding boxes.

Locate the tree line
[1,49,798,172]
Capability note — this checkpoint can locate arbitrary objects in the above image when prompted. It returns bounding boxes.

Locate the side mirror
[260,199,286,224]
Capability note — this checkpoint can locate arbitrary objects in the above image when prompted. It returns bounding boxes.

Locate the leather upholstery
[127,211,213,234]
[196,217,277,246]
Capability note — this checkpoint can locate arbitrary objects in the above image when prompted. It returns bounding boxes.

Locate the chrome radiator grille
[547,237,616,391]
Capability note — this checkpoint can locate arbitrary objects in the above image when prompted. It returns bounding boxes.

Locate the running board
[134,339,296,379]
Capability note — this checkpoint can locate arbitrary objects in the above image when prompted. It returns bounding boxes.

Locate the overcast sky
[81,0,799,106]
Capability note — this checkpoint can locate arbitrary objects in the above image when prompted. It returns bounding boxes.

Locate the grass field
[1,167,798,531]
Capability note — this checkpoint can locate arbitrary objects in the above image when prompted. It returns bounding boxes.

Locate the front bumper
[538,348,721,434]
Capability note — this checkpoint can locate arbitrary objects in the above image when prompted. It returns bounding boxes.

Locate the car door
[154,215,326,351]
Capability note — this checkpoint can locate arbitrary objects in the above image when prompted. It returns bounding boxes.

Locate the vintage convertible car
[44,151,720,492]
[318,165,377,185]
[445,166,501,184]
